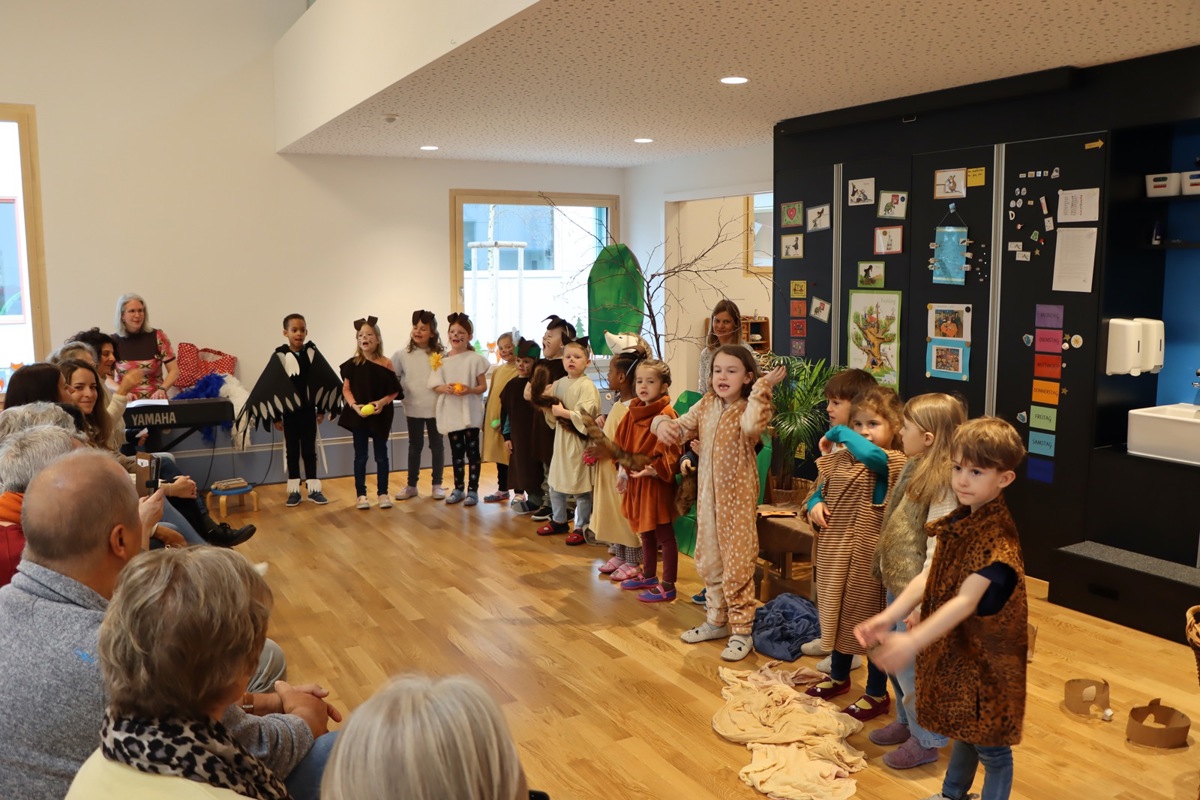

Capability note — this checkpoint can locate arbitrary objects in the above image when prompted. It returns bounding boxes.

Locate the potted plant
[760,354,842,503]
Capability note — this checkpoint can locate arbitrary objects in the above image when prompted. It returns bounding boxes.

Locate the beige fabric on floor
[716,665,865,800]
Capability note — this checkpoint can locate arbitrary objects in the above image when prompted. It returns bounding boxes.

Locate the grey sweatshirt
[0,561,312,800]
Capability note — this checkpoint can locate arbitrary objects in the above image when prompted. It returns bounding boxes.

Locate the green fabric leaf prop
[587,243,645,355]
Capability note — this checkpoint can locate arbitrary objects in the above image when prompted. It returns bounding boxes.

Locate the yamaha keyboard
[123,398,234,451]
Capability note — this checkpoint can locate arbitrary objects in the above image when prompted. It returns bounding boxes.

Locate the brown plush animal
[675,451,699,517]
[578,412,653,472]
[529,363,588,440]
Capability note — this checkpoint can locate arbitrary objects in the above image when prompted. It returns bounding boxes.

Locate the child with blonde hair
[393,309,446,500]
[803,386,906,720]
[867,393,965,769]
[481,332,518,503]
[654,346,785,660]
[614,359,681,601]
[428,313,490,506]
[339,316,402,510]
[536,338,600,542]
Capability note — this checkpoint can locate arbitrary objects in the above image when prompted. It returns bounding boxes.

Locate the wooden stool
[754,509,815,602]
[208,484,258,518]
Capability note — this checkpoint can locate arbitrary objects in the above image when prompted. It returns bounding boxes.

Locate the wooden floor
[235,465,1200,800]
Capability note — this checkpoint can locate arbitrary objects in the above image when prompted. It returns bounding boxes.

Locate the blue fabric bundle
[174,373,232,443]
[752,593,821,661]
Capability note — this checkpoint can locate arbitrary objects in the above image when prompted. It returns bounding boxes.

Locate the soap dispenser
[1105,319,1143,376]
[1132,318,1165,374]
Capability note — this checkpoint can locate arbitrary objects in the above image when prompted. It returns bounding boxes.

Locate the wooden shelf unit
[704,315,771,354]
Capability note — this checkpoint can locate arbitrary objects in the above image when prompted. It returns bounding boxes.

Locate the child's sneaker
[869,720,912,747]
[530,506,553,521]
[883,738,940,770]
[512,499,536,514]
[445,489,466,505]
[692,587,707,605]
[431,485,447,500]
[800,638,831,657]
[395,486,419,501]
[620,576,659,590]
[599,556,625,574]
[484,490,509,503]
[308,490,329,505]
[378,494,393,509]
[721,634,754,661]
[638,585,676,603]
[815,654,864,674]
[463,491,479,507]
[356,496,370,510]
[286,492,302,507]
[536,521,569,536]
[680,622,730,643]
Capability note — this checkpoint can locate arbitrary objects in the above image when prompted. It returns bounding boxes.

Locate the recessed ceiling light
[633,138,654,144]
[719,76,749,85]
[419,145,439,151]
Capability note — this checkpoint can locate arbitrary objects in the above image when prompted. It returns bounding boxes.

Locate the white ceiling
[281,0,1200,168]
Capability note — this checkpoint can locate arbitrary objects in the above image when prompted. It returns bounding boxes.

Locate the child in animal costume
[867,393,965,770]
[391,309,446,501]
[500,339,543,514]
[591,332,646,580]
[857,417,1028,800]
[427,313,490,506]
[481,332,518,503]
[525,315,574,520]
[614,359,681,602]
[535,338,599,543]
[803,386,906,721]
[339,316,402,510]
[653,345,786,661]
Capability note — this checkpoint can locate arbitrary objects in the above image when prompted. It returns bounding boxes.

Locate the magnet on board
[1017,411,1028,423]
[1070,334,1083,349]
[1051,167,1060,179]
[1022,334,1033,346]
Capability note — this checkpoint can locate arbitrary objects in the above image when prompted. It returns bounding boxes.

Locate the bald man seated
[0,449,339,800]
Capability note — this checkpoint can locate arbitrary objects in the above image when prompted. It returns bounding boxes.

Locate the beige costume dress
[590,401,640,549]
[655,380,772,635]
[481,362,517,464]
[546,375,600,495]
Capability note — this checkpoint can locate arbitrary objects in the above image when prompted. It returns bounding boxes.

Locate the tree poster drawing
[847,290,901,389]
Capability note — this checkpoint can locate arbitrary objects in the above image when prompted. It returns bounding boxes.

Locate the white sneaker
[800,638,831,657]
[378,494,393,509]
[431,485,447,500]
[395,486,418,501]
[680,622,730,643]
[816,654,864,674]
[721,634,754,661]
[356,496,370,510]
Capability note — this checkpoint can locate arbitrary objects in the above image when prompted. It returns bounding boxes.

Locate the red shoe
[805,679,851,700]
[536,521,569,536]
[564,531,586,546]
[842,694,891,722]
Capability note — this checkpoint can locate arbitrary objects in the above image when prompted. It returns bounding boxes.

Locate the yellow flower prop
[429,352,443,370]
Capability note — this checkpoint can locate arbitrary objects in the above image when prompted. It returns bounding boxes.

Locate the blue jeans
[550,489,592,527]
[352,428,389,497]
[405,417,444,487]
[886,590,948,749]
[284,731,339,800]
[942,740,1013,800]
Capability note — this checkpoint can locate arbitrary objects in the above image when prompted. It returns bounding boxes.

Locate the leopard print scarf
[100,711,291,800]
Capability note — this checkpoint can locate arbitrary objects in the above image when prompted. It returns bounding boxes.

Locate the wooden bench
[754,507,814,602]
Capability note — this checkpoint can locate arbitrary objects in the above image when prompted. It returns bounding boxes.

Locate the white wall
[621,143,773,395]
[0,1,621,372]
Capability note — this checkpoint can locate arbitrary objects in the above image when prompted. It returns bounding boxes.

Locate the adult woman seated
[66,547,289,799]
[3,362,72,407]
[58,358,252,548]
[47,340,98,366]
[322,674,534,800]
[67,328,145,438]
[112,293,178,400]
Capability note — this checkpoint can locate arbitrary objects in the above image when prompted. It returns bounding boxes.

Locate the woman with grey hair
[66,547,288,799]
[322,674,536,800]
[112,293,178,400]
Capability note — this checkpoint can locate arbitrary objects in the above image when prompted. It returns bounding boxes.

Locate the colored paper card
[790,319,807,337]
[926,337,970,381]
[1033,354,1062,379]
[932,226,968,285]
[1035,304,1064,328]
[780,201,804,228]
[1027,456,1055,484]
[1029,405,1058,431]
[790,338,806,357]
[790,280,807,299]
[966,166,986,187]
[1028,431,1056,457]
[790,300,807,317]
[1031,380,1060,406]
[1035,329,1062,353]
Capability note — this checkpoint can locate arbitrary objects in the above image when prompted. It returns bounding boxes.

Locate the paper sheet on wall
[1052,227,1097,293]
[1056,188,1100,223]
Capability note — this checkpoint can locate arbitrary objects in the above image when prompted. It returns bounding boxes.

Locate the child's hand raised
[655,419,683,446]
[761,365,787,389]
[818,435,834,455]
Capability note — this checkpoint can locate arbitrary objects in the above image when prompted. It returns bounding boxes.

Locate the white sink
[1128,404,1200,467]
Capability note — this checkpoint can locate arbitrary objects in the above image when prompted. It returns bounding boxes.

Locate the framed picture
[874,226,903,255]
[780,233,804,259]
[790,300,807,317]
[780,201,804,228]
[810,297,831,323]
[934,168,968,199]
[847,290,901,389]
[927,303,972,341]
[807,204,831,232]
[857,260,884,288]
[790,318,807,337]
[790,338,807,357]
[877,191,908,219]
[926,337,971,381]
[847,178,875,206]
[790,280,807,299]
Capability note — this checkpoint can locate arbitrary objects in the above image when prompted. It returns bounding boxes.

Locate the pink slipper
[599,557,625,574]
[611,564,642,582]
